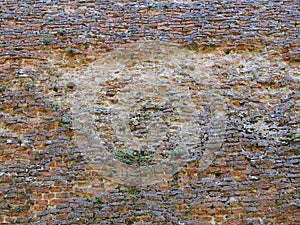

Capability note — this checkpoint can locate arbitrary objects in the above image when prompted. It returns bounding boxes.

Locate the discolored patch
[63,42,228,186]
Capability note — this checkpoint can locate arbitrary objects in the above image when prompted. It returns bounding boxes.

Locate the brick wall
[0,0,299,224]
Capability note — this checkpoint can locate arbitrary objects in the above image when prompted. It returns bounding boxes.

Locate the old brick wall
[0,0,299,224]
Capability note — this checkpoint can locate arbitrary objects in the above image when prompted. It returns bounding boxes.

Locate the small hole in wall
[66,82,76,90]
[215,173,222,177]
[224,49,231,54]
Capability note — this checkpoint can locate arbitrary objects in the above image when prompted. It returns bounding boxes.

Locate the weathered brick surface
[0,0,299,224]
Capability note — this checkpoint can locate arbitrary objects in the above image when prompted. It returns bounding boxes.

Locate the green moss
[125,187,141,196]
[43,37,52,45]
[14,206,24,212]
[66,48,76,56]
[291,131,300,140]
[57,29,66,36]
[59,115,73,128]
[92,197,104,205]
[114,149,153,165]
[163,3,170,9]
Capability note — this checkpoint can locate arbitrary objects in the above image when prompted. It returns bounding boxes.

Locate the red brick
[49,199,69,206]
[34,205,47,211]
[35,200,48,205]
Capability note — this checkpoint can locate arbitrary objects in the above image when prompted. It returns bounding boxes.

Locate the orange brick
[35,200,48,205]
[34,205,47,211]
[43,193,55,199]
[194,209,207,215]
[185,168,198,174]
[49,198,69,206]
[215,215,224,223]
[50,187,61,192]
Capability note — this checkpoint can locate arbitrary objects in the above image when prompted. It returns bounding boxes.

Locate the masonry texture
[0,0,299,224]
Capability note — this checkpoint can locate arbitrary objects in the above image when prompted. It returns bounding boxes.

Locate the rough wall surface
[0,0,299,224]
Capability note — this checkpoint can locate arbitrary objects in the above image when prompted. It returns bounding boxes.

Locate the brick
[49,199,69,206]
[35,200,48,206]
